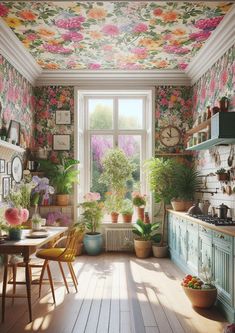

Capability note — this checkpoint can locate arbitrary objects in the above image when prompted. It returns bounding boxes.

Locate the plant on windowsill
[131,192,147,221]
[132,219,159,258]
[104,191,123,223]
[120,199,133,223]
[99,148,136,222]
[38,154,79,206]
[77,192,104,255]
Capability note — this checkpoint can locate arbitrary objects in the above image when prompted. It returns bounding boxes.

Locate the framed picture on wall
[53,134,70,151]
[55,110,71,125]
[0,159,5,173]
[7,161,12,175]
[7,120,20,145]
[2,177,10,199]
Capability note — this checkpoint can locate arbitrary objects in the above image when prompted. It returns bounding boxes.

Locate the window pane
[88,99,113,129]
[90,135,113,199]
[118,135,141,196]
[118,99,143,129]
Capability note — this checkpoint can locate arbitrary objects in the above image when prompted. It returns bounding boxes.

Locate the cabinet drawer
[199,225,212,237]
[213,231,232,249]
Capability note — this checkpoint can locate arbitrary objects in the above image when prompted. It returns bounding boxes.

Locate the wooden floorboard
[0,253,228,333]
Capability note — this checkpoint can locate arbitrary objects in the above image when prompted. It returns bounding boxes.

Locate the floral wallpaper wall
[0,1,232,70]
[155,86,193,153]
[34,86,74,161]
[0,54,35,147]
[192,44,235,116]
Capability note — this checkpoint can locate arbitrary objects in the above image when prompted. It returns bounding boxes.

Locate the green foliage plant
[132,219,159,241]
[120,199,133,215]
[39,155,79,194]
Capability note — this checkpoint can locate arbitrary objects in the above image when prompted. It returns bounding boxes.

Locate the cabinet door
[213,235,233,306]
[178,219,187,263]
[168,213,173,250]
[199,232,213,279]
[187,222,199,274]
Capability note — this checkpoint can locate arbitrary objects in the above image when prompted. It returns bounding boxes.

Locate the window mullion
[114,96,118,147]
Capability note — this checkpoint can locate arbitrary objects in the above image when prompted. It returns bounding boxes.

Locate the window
[76,89,154,220]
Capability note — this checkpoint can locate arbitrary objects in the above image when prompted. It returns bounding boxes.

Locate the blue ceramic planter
[9,228,22,241]
[83,233,103,255]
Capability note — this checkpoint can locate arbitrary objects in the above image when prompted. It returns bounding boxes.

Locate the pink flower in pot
[5,208,29,226]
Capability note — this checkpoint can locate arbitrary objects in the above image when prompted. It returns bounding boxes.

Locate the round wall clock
[11,156,23,183]
[159,125,181,147]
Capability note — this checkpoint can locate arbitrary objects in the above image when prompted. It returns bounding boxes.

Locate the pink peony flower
[0,3,9,17]
[5,208,29,226]
[102,24,119,36]
[133,23,148,33]
[189,31,211,41]
[194,16,224,30]
[55,16,85,30]
[62,31,83,42]
[88,63,101,70]
[43,44,73,54]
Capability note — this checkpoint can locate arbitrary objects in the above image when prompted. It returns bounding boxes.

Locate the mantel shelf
[0,139,25,153]
[186,118,211,136]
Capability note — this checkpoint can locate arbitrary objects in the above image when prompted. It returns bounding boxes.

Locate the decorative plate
[11,156,23,183]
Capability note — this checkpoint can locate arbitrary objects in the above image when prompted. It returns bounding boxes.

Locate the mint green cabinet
[198,226,213,278]
[187,221,198,274]
[178,218,187,263]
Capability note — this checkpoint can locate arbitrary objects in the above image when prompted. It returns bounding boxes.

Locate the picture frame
[53,134,70,151]
[0,159,5,173]
[2,177,10,199]
[11,156,23,183]
[7,120,20,145]
[55,110,71,125]
[7,161,12,175]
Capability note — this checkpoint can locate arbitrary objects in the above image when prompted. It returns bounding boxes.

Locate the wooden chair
[36,228,82,302]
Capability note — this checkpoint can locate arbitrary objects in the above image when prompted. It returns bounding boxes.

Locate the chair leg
[46,263,56,304]
[67,262,78,292]
[11,264,17,305]
[58,262,69,294]
[2,263,8,323]
[70,263,78,286]
[39,260,47,298]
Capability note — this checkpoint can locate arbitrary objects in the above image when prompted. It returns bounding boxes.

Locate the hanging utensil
[227,145,234,167]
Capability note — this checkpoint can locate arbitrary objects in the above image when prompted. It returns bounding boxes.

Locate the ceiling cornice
[186,4,235,85]
[0,18,41,86]
[35,69,191,86]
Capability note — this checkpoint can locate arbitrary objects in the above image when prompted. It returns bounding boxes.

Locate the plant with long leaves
[132,219,159,241]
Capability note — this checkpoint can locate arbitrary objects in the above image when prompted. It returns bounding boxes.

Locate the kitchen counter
[167,209,235,237]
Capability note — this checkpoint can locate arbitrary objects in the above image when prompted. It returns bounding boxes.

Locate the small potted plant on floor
[216,168,229,181]
[121,199,133,223]
[78,192,104,255]
[132,219,159,258]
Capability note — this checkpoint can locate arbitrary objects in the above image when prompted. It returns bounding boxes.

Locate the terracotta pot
[137,207,145,221]
[111,212,119,223]
[217,173,229,181]
[56,194,70,206]
[171,200,192,212]
[182,286,217,308]
[134,239,152,258]
[184,201,194,211]
[152,244,168,258]
[122,214,132,223]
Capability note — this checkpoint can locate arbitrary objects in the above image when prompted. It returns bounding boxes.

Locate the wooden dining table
[0,227,67,323]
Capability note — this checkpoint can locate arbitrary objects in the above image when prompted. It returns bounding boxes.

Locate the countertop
[167,209,235,237]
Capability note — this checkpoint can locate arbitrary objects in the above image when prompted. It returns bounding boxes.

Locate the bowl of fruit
[181,274,217,308]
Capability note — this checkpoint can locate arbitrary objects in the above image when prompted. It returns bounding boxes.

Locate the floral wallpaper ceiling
[0,1,232,70]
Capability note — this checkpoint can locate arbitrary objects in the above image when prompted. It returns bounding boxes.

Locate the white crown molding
[0,18,41,85]
[186,4,235,85]
[35,69,191,86]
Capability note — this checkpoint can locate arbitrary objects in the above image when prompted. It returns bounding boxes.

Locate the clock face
[159,126,181,147]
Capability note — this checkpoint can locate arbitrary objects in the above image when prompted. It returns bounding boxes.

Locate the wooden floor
[0,253,227,333]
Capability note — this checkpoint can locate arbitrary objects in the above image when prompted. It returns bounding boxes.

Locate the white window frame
[75,87,155,221]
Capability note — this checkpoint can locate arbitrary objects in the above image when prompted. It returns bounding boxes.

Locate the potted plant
[144,158,176,257]
[78,192,104,255]
[104,191,123,223]
[120,199,133,223]
[99,148,136,220]
[132,219,159,258]
[181,274,217,308]
[216,168,229,181]
[131,192,147,220]
[171,163,201,211]
[31,213,43,231]
[39,155,79,206]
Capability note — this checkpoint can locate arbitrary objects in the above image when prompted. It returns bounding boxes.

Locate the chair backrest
[60,228,84,261]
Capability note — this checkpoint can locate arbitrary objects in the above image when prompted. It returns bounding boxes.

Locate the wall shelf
[0,139,25,153]
[186,119,211,136]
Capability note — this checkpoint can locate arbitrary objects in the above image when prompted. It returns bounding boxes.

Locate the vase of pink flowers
[5,207,29,240]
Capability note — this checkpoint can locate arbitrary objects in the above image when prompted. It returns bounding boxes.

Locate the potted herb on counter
[216,168,229,181]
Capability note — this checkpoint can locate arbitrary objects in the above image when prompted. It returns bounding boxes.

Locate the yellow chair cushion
[36,248,75,262]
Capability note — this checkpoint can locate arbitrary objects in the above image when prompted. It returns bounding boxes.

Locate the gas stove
[189,215,235,226]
